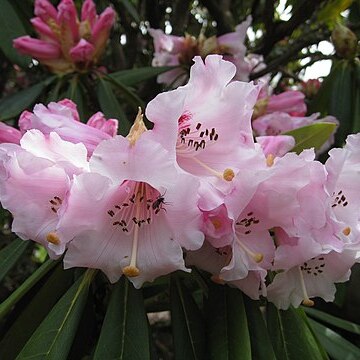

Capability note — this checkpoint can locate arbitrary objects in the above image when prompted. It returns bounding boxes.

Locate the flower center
[49,196,63,214]
[235,212,263,263]
[176,112,235,181]
[106,181,167,277]
[331,189,349,208]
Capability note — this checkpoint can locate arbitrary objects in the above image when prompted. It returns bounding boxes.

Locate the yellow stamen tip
[342,227,351,236]
[266,154,275,167]
[46,232,60,245]
[302,299,315,307]
[254,253,264,263]
[211,218,222,230]
[211,275,225,285]
[123,265,140,277]
[223,168,235,181]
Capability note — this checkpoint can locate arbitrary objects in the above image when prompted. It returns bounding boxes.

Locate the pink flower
[325,133,360,237]
[267,250,356,309]
[13,0,116,73]
[253,112,337,136]
[56,126,204,287]
[0,123,22,144]
[149,17,253,86]
[0,130,89,257]
[19,99,117,155]
[266,91,307,116]
[146,55,260,189]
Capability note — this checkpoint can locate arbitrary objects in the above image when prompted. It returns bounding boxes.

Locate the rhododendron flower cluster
[13,0,115,74]
[0,55,359,309]
[253,85,339,157]
[149,16,257,86]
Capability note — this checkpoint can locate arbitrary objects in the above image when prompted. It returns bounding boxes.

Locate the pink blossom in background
[149,17,254,86]
[13,0,115,74]
[19,99,118,155]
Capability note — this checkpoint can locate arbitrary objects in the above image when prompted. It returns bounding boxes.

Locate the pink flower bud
[19,110,33,133]
[58,99,80,121]
[57,0,79,43]
[34,0,58,23]
[69,39,95,62]
[13,36,61,60]
[70,39,95,62]
[87,112,118,136]
[30,17,58,41]
[91,7,115,58]
[0,123,22,144]
[81,0,97,26]
[267,91,307,117]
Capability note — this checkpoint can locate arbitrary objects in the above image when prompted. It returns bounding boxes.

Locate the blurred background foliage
[0,0,360,359]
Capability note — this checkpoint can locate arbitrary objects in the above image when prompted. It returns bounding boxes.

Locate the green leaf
[243,295,276,360]
[0,265,74,360]
[0,259,58,320]
[96,77,131,135]
[15,269,96,360]
[309,318,360,360]
[170,275,206,360]
[109,66,174,87]
[0,238,28,283]
[119,0,140,23]
[266,303,326,360]
[205,284,251,360]
[94,277,151,359]
[103,73,145,110]
[0,77,56,121]
[0,0,30,67]
[283,122,337,154]
[304,307,360,335]
[66,76,86,121]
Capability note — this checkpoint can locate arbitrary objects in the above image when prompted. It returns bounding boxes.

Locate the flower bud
[70,39,95,62]
[87,112,118,136]
[34,0,58,23]
[13,36,61,60]
[81,0,97,26]
[31,17,58,41]
[0,123,22,144]
[331,24,358,59]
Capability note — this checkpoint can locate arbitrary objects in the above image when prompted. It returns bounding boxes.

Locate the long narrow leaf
[96,77,131,135]
[243,295,276,360]
[110,66,174,87]
[205,284,251,360]
[170,275,206,360]
[0,265,74,360]
[0,238,28,283]
[0,0,30,67]
[0,259,58,319]
[15,269,96,360]
[304,307,360,335]
[283,122,337,154]
[0,77,56,121]
[94,277,151,359]
[309,318,360,360]
[266,303,327,360]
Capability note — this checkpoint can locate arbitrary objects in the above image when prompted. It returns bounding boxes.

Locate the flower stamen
[298,266,314,307]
